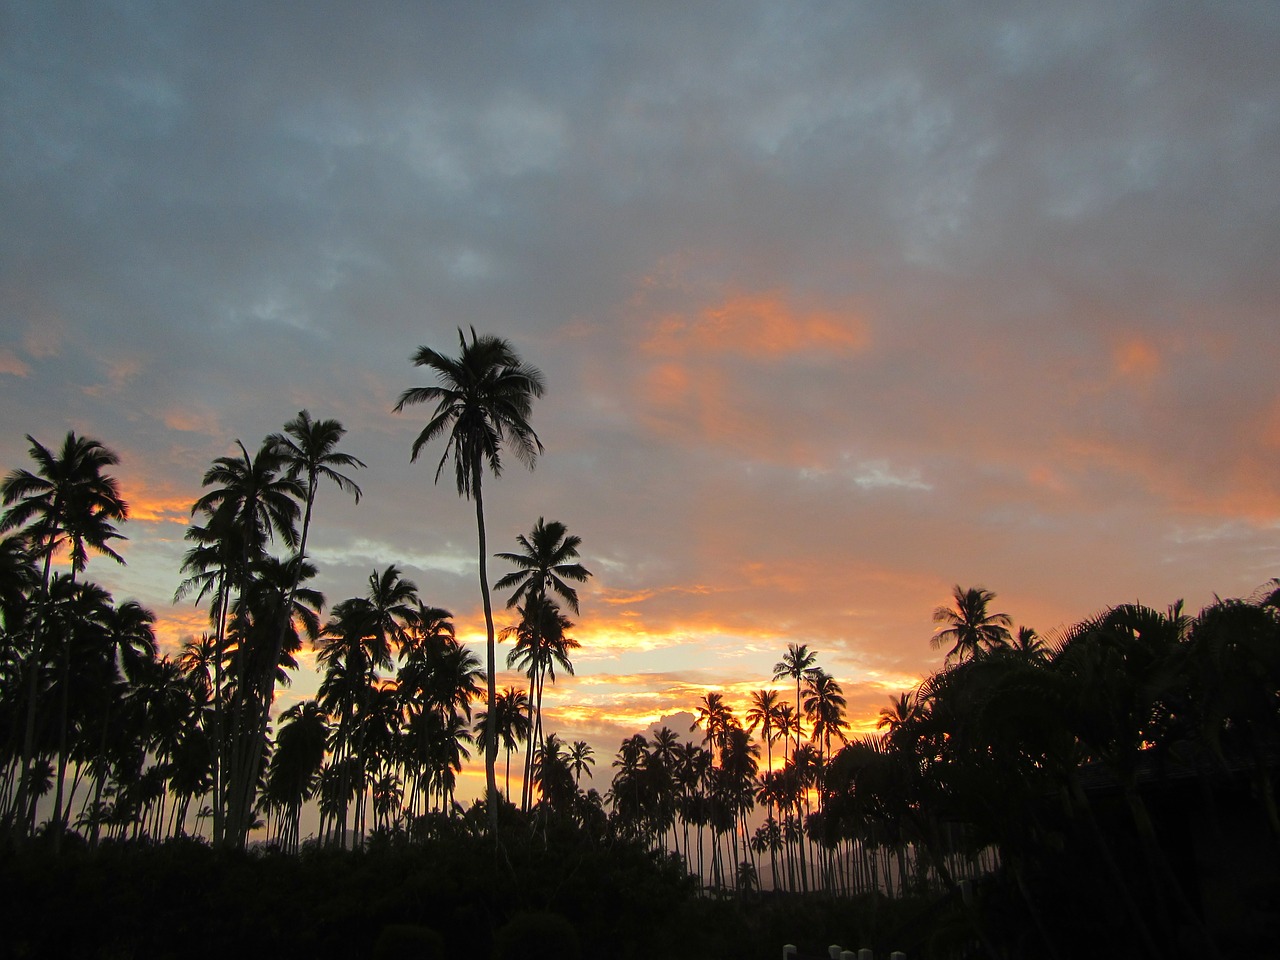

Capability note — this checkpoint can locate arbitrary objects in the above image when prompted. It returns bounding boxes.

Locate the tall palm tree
[876,691,922,750]
[504,597,578,809]
[395,327,545,832]
[86,599,156,846]
[187,437,302,847]
[745,689,786,775]
[804,669,849,759]
[266,699,328,852]
[692,692,736,766]
[931,584,1013,664]
[1,432,128,843]
[773,643,818,760]
[223,554,324,836]
[252,411,363,803]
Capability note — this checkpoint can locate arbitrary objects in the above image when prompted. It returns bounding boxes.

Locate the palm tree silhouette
[931,584,1013,664]
[503,597,578,808]
[745,688,785,775]
[772,643,818,760]
[494,517,591,613]
[249,411,363,815]
[474,687,531,801]
[395,328,545,833]
[1,432,128,845]
[568,739,596,786]
[186,437,302,847]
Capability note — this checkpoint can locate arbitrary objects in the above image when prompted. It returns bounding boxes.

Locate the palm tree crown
[931,584,1014,664]
[494,517,591,613]
[394,327,545,496]
[1,432,129,577]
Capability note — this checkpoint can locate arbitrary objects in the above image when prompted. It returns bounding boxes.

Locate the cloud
[0,349,30,376]
[641,291,870,360]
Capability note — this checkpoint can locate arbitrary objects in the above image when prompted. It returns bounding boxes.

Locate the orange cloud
[642,291,870,360]
[152,604,214,656]
[83,357,143,397]
[163,407,223,434]
[129,493,193,525]
[1110,335,1162,384]
[0,349,30,376]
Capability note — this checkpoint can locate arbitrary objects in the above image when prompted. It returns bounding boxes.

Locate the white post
[858,950,875,960]
[828,946,843,959]
[783,947,797,960]
[890,953,908,960]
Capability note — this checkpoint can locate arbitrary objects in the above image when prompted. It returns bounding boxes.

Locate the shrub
[492,910,581,960]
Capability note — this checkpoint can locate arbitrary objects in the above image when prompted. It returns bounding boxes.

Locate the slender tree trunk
[239,481,317,840]
[51,631,72,852]
[472,460,499,836]
[211,571,229,847]
[13,549,55,843]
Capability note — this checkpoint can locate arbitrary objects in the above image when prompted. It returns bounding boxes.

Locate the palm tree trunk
[211,568,229,847]
[471,459,500,836]
[241,478,317,837]
[13,550,55,843]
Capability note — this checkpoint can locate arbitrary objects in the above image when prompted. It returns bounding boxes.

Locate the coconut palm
[223,554,324,837]
[931,584,1013,664]
[568,739,596,786]
[395,328,545,832]
[1,432,128,841]
[250,411,363,816]
[504,597,578,809]
[474,687,531,801]
[773,643,818,759]
[692,692,736,766]
[876,690,923,750]
[187,437,302,847]
[745,689,787,775]
[494,517,591,613]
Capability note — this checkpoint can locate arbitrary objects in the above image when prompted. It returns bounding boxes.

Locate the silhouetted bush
[492,910,580,960]
[373,923,444,960]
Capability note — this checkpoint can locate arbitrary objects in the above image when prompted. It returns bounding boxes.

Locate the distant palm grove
[2,331,1278,958]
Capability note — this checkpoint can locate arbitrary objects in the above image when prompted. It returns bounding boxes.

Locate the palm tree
[223,554,324,836]
[1010,625,1048,661]
[474,687,531,801]
[692,692,738,769]
[745,689,786,775]
[494,517,592,613]
[251,411,363,809]
[1,432,128,843]
[931,584,1013,664]
[804,669,848,758]
[187,437,302,847]
[568,739,596,786]
[876,691,922,750]
[85,599,156,846]
[773,643,818,759]
[395,327,545,833]
[504,597,578,809]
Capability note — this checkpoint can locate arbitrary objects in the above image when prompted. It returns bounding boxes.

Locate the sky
[3,1,1279,799]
